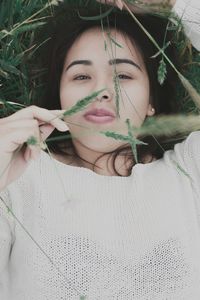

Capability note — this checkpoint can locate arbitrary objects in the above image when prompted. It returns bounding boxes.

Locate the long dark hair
[35,6,186,176]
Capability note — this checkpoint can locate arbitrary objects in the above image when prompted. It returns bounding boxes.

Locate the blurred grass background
[0,0,199,118]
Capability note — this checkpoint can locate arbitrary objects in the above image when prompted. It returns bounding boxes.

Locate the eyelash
[117,74,132,80]
[73,75,90,80]
[73,74,132,81]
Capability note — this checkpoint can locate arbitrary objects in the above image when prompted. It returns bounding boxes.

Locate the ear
[146,103,155,117]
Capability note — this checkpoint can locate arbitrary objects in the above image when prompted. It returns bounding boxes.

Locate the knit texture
[173,0,200,50]
[0,1,200,298]
[0,131,200,300]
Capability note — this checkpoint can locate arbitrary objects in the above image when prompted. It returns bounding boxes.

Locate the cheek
[118,81,150,128]
[59,81,91,132]
[120,84,150,113]
[59,82,82,110]
[59,79,92,110]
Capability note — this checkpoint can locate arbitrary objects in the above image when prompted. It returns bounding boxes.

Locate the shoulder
[163,131,200,183]
[173,131,200,158]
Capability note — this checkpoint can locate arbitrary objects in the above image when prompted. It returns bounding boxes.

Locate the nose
[96,88,114,103]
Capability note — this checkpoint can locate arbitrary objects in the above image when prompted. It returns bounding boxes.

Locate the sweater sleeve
[0,189,14,274]
[172,131,200,192]
[173,0,200,50]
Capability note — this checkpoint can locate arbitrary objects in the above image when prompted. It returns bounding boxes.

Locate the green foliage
[100,130,130,142]
[126,118,147,163]
[0,0,199,118]
[0,0,53,111]
[176,49,200,113]
[63,89,106,117]
[0,0,199,156]
[78,6,114,20]
[157,58,167,85]
[113,75,121,118]
[0,1,200,298]
[107,32,123,48]
[26,135,38,146]
[138,114,200,136]
[124,3,200,108]
[171,159,190,179]
[100,119,147,163]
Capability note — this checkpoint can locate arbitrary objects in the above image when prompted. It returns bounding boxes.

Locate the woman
[0,1,200,299]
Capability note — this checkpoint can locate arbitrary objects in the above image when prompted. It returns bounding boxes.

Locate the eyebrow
[110,58,141,71]
[65,58,142,72]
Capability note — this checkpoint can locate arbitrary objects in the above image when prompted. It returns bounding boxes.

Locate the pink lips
[83,108,115,124]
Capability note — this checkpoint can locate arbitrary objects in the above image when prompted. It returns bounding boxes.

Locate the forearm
[126,0,176,11]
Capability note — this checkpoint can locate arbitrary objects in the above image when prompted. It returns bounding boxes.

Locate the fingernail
[58,123,69,131]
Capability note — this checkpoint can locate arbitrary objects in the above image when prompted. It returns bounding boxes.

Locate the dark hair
[35,6,186,176]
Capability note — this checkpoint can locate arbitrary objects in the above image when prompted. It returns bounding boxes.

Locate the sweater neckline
[41,150,144,179]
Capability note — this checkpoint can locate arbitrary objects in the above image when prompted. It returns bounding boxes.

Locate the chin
[76,135,124,154]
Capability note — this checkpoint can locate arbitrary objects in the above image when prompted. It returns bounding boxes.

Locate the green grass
[0,1,200,298]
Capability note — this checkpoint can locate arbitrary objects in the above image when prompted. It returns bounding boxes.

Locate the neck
[72,140,132,177]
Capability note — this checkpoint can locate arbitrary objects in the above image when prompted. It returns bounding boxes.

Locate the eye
[73,74,91,80]
[116,74,132,80]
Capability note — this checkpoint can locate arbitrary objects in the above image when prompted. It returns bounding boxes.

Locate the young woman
[0,1,200,299]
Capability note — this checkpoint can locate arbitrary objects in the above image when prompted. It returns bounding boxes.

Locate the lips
[84,108,115,118]
[83,108,115,124]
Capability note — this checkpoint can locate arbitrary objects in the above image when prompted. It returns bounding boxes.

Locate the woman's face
[60,27,155,153]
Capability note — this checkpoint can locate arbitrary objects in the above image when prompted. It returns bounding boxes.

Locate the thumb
[39,123,56,142]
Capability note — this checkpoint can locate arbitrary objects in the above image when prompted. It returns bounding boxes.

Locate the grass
[0,0,200,298]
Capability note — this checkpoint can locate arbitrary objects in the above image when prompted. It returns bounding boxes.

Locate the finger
[2,119,42,129]
[1,124,41,155]
[24,143,41,162]
[38,123,56,141]
[22,128,43,162]
[2,106,68,131]
[1,119,63,152]
[24,147,31,162]
[3,118,69,136]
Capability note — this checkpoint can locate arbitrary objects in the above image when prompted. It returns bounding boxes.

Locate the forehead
[65,26,144,65]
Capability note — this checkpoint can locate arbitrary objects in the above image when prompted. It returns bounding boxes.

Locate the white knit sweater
[173,0,200,50]
[0,1,200,299]
[1,131,200,300]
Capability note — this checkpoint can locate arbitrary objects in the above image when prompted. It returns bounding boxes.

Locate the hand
[96,0,176,12]
[0,105,69,191]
